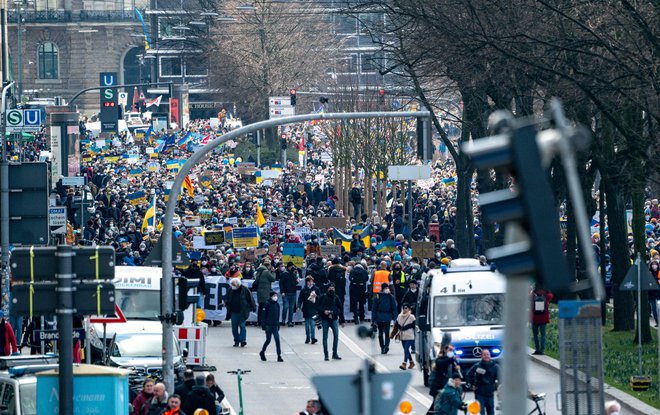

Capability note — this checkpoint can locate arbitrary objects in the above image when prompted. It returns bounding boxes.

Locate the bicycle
[528,392,546,415]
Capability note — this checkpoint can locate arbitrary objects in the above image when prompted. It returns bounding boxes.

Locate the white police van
[415,259,506,386]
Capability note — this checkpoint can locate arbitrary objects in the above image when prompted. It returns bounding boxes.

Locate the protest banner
[313,217,348,230]
[320,244,342,258]
[204,231,225,246]
[411,241,435,259]
[232,227,259,249]
[281,243,305,267]
[264,221,286,235]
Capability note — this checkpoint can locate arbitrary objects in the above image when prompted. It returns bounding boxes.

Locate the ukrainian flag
[332,224,372,252]
[256,203,266,227]
[141,195,157,232]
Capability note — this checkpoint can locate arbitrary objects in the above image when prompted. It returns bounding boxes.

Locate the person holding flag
[141,194,157,233]
[183,175,195,198]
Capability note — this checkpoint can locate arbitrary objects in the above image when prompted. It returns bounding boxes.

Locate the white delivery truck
[415,259,506,386]
[86,266,206,371]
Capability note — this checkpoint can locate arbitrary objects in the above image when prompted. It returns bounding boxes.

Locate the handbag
[389,324,400,340]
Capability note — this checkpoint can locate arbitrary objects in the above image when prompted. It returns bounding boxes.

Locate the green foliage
[531,306,660,408]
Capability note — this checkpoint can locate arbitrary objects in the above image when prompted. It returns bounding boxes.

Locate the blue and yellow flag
[332,224,372,253]
[256,203,266,227]
[141,195,157,232]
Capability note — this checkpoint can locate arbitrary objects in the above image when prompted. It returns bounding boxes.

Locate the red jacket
[1,321,17,356]
[530,289,553,325]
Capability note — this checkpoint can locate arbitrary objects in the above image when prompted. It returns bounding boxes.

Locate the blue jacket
[433,381,463,415]
[263,299,281,327]
[372,293,397,323]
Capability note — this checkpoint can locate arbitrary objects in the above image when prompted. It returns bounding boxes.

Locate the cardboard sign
[255,248,268,256]
[204,231,225,246]
[412,241,435,259]
[313,217,348,230]
[320,244,342,258]
[183,215,201,227]
[265,221,286,235]
[243,250,257,263]
[268,245,279,255]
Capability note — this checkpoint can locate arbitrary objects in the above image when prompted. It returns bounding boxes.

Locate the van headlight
[88,326,103,349]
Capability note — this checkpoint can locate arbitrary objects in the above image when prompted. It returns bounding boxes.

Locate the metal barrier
[558,300,604,415]
[177,324,208,367]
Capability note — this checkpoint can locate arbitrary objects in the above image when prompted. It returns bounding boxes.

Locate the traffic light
[280,133,288,150]
[290,89,297,106]
[462,115,571,294]
[416,117,433,161]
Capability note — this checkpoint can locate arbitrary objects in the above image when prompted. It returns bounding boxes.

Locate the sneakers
[408,361,415,369]
[277,355,284,362]
[305,337,310,344]
[399,363,407,370]
[311,338,318,344]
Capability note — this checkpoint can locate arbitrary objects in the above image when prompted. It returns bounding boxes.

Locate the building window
[361,53,377,73]
[334,15,357,35]
[186,57,208,77]
[37,42,58,79]
[336,54,358,74]
[160,56,182,77]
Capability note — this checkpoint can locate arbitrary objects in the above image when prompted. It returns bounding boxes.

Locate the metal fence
[558,300,605,415]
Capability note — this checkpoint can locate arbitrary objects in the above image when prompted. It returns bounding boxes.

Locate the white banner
[201,274,370,322]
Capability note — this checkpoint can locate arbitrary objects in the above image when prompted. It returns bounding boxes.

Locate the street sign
[2,162,49,245]
[89,304,127,324]
[6,109,42,132]
[387,165,431,180]
[11,282,115,315]
[11,246,116,282]
[269,107,295,117]
[118,92,128,107]
[99,72,118,133]
[619,258,659,291]
[35,329,86,342]
[61,176,86,186]
[269,96,292,107]
[312,371,411,415]
[49,206,67,234]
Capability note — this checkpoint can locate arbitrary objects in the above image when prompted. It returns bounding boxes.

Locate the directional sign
[269,96,292,107]
[61,176,86,187]
[89,304,127,324]
[6,109,42,132]
[269,107,295,117]
[49,206,67,234]
[387,165,431,181]
[35,329,86,342]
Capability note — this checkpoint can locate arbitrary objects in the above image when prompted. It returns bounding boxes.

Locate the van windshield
[116,290,160,320]
[433,294,504,327]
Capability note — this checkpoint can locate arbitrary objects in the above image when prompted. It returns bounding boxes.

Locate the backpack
[534,294,546,314]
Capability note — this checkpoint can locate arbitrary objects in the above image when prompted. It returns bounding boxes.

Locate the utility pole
[1,81,14,314]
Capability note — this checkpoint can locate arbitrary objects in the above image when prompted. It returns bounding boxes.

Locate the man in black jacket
[183,259,205,308]
[260,291,284,362]
[174,369,195,407]
[225,278,256,347]
[349,262,368,324]
[466,349,499,415]
[317,283,344,361]
[298,276,320,344]
[327,258,347,306]
[308,257,329,293]
[182,375,217,415]
[279,262,299,327]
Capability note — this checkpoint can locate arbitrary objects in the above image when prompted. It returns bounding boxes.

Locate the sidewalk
[530,351,658,415]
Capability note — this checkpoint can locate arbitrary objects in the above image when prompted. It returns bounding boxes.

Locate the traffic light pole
[56,245,74,415]
[160,110,430,394]
[0,81,13,314]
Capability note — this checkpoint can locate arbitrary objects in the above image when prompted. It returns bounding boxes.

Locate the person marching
[253,259,275,327]
[260,291,284,362]
[349,261,369,324]
[317,282,344,361]
[394,303,416,370]
[465,349,499,415]
[372,283,397,354]
[298,276,320,344]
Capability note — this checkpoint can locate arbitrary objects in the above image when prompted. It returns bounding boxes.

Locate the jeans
[321,319,339,357]
[257,302,267,327]
[402,339,414,362]
[532,323,547,353]
[231,314,247,344]
[475,394,495,415]
[304,317,316,340]
[261,325,281,356]
[377,322,391,350]
[9,316,23,346]
[349,288,365,321]
[281,293,296,324]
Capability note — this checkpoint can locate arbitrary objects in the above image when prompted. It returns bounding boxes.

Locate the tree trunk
[455,156,474,258]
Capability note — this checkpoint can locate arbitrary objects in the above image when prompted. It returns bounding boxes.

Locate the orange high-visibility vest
[372,270,390,293]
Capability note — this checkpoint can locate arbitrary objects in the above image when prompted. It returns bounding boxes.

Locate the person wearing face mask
[259,291,284,362]
[253,259,276,327]
[391,261,407,313]
[429,343,461,399]
[349,261,369,324]
[316,282,345,361]
[225,278,256,347]
[372,283,397,354]
[298,276,320,344]
[183,259,206,309]
[402,280,420,316]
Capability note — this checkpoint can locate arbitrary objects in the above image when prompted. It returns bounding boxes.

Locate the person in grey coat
[253,259,275,327]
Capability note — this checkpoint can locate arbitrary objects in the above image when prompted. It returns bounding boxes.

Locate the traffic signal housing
[290,89,297,106]
[462,121,571,294]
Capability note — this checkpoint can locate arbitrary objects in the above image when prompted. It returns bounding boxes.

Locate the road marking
[339,332,434,409]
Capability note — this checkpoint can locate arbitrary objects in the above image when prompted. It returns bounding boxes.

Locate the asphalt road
[203,321,573,415]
